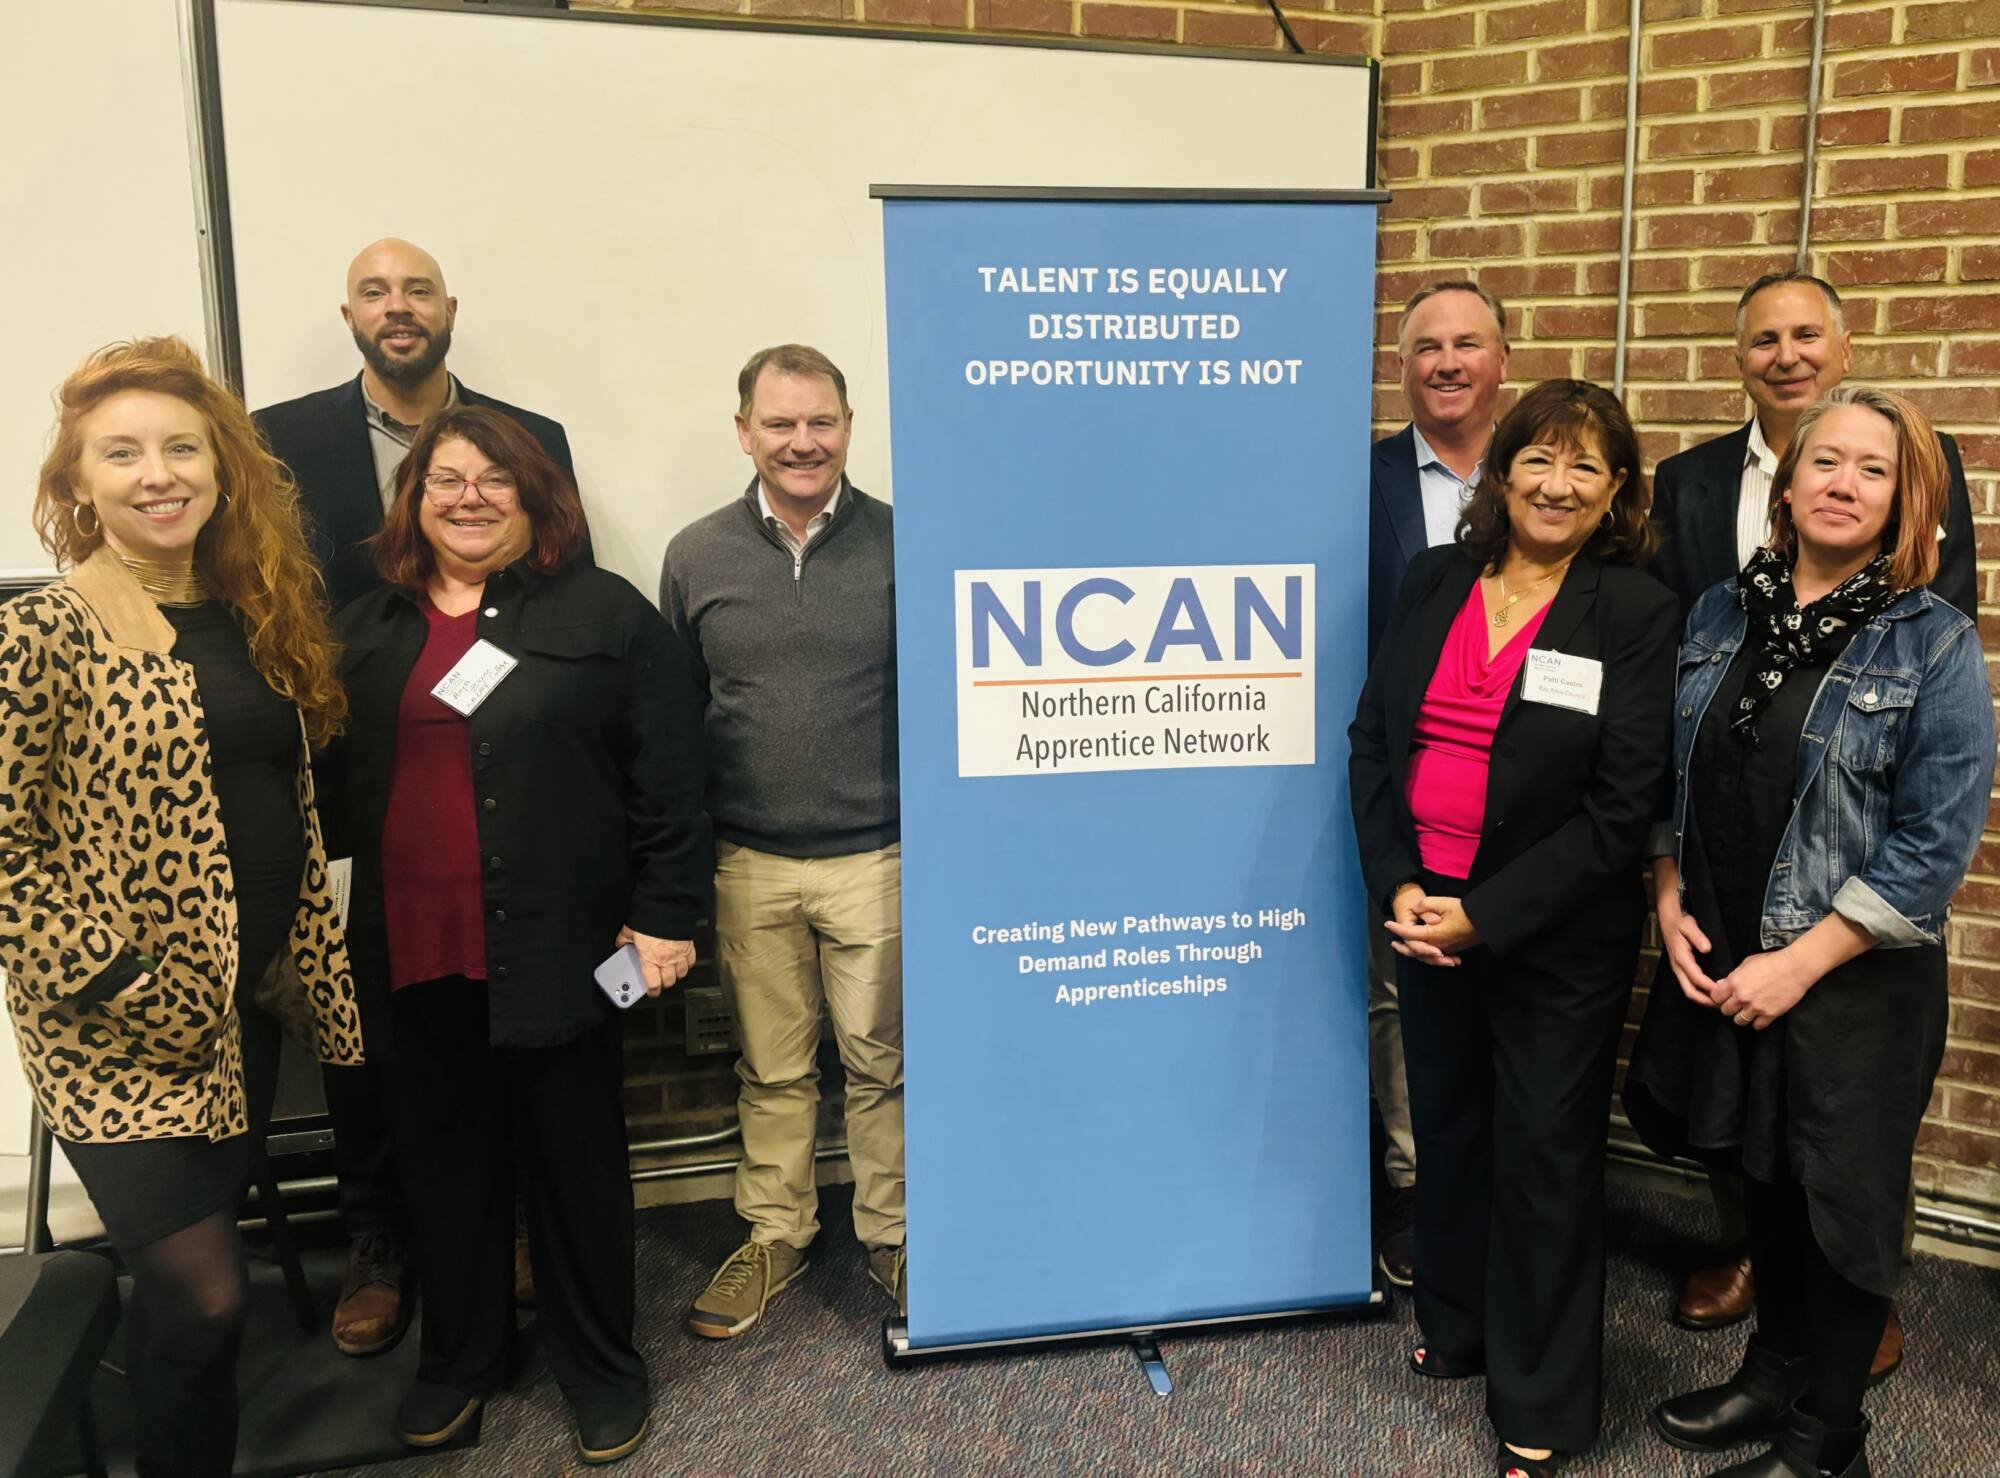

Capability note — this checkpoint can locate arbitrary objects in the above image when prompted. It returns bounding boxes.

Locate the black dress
[1626,634,1948,1296]
[59,601,308,1250]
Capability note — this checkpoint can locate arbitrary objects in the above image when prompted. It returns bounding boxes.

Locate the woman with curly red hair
[1,337,362,1476]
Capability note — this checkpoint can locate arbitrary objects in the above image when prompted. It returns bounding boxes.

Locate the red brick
[1645,211,1757,249]
[1698,344,1741,378]
[1833,53,1962,98]
[1481,262,1581,298]
[1181,9,1278,48]
[1941,1045,2000,1089]
[1904,101,2000,144]
[1630,256,1692,293]
[745,0,854,14]
[1975,48,2000,86]
[972,0,1069,31]
[1960,433,2000,471]
[1483,87,1587,129]
[1536,129,1626,168]
[1768,202,1887,245]
[866,0,966,22]
[1898,197,2000,238]
[1968,151,2000,188]
[1386,11,1476,50]
[1534,302,1619,337]
[1623,345,1694,380]
[1640,429,1688,465]
[1817,108,1894,147]
[1292,15,1373,54]
[1825,155,1951,196]
[1376,267,1447,305]
[1906,0,2000,41]
[1825,247,1950,288]
[1641,386,1754,421]
[1485,0,1588,43]
[1373,387,1411,423]
[1853,340,1944,377]
[1430,224,1527,258]
[1433,50,1532,91]
[1771,115,1806,152]
[1915,1122,2000,1168]
[1432,137,1532,175]
[1639,298,1741,336]
[1773,7,1895,52]
[1714,0,1795,10]
[1642,0,1701,18]
[1079,3,1174,39]
[1385,99,1474,136]
[1904,387,2000,424]
[1710,64,1810,110]
[1481,179,1581,216]
[1966,248,2000,283]
[1510,346,1581,380]
[1380,60,1423,97]
[1537,37,1631,80]
[1539,214,1622,253]
[1377,229,1421,263]
[1381,186,1473,223]
[1651,24,1762,68]
[1648,119,1762,161]
[1701,162,1801,204]
[1948,1087,2000,1130]
[1952,961,2000,1004]
[1634,169,1698,207]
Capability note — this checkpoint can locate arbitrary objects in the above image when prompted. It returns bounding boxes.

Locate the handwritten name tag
[1521,649,1602,716]
[431,639,518,716]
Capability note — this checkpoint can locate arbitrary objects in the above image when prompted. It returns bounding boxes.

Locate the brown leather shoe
[514,1227,536,1310]
[1674,1253,1754,1330]
[332,1231,411,1357]
[1867,1302,1903,1385]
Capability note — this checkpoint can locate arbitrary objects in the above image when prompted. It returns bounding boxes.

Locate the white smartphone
[593,942,649,1010]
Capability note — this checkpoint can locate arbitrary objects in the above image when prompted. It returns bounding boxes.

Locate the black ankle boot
[1706,1407,1871,1477]
[1651,1339,1811,1453]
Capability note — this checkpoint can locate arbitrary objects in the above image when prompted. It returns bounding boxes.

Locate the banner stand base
[881,1273,1392,1374]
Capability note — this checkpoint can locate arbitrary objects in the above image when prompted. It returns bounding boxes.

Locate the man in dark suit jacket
[1649,269,1971,1377]
[255,237,581,613]
[252,237,578,1359]
[1363,278,1510,1289]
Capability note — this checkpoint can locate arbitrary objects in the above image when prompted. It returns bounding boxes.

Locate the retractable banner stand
[878,189,1384,1355]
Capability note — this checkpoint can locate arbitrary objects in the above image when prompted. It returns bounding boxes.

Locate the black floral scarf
[1731,546,1897,745]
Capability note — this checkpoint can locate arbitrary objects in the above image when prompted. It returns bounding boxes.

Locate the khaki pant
[714,840,904,1251]
[1367,900,1418,1190]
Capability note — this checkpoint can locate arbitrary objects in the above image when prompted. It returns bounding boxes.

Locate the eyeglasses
[423,470,519,506]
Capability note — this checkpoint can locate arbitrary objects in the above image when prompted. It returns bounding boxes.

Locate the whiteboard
[0,0,209,576]
[213,0,1375,595]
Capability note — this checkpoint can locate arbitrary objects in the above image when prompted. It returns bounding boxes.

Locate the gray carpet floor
[332,1174,1999,1478]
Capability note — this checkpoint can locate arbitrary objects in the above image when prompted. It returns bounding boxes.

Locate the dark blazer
[318,560,710,1053]
[254,375,583,612]
[1651,420,1978,622]
[1348,545,1680,973]
[1368,424,1429,660]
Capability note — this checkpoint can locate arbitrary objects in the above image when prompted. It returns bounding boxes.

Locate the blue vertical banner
[880,193,1380,1349]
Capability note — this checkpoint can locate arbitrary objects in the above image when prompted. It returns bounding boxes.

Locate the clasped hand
[1385,884,1480,967]
[1653,863,1809,1030]
[616,926,696,995]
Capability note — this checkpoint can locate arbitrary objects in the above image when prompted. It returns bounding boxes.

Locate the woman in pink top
[1348,380,1679,1477]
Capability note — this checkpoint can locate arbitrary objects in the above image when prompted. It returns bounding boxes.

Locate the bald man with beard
[256,238,585,612]
[255,237,586,1359]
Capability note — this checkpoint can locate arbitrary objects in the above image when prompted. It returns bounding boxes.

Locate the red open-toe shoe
[1497,1441,1567,1477]
[1407,1342,1483,1380]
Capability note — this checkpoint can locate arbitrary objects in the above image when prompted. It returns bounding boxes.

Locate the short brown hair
[1397,278,1508,351]
[736,344,849,417]
[1456,378,1655,569]
[1735,271,1845,342]
[370,404,589,588]
[1766,385,1944,593]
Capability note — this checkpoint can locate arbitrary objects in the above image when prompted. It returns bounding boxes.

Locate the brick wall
[593,0,2000,1212]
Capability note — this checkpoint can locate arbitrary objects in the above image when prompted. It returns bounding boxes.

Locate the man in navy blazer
[252,237,581,1359]
[1363,278,1510,1287]
[255,238,583,613]
[1648,269,1973,1377]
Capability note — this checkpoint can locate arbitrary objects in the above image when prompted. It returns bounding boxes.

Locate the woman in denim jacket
[1626,386,1995,1478]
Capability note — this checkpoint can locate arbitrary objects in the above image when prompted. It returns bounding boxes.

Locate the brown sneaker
[1673,1253,1754,1330]
[687,1239,806,1339]
[514,1227,536,1310]
[333,1231,411,1357]
[867,1244,907,1314]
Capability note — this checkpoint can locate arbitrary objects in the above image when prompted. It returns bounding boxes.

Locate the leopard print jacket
[0,550,363,1143]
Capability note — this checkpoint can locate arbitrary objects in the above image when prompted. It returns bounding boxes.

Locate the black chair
[0,1248,117,1478]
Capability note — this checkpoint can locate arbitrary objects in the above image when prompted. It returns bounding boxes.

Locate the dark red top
[381,601,487,989]
[1404,582,1551,881]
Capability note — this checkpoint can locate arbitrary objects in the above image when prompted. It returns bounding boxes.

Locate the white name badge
[328,857,353,930]
[1521,649,1603,716]
[431,639,518,716]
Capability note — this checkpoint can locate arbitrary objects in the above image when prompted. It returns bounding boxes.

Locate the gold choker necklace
[120,555,209,608]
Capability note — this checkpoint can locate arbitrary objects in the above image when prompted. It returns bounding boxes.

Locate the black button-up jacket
[320,560,710,1051]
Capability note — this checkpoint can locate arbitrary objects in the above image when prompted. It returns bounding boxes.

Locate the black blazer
[1348,545,1680,971]
[318,561,710,1053]
[1651,420,1978,622]
[1367,425,1429,661]
[254,375,584,612]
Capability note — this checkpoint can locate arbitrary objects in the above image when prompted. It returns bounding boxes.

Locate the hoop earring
[72,503,100,538]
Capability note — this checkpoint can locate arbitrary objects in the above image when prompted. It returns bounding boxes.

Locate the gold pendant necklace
[1490,560,1570,629]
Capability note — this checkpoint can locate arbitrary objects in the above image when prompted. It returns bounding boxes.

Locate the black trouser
[1397,931,1633,1453]
[321,1057,404,1241]
[389,978,645,1405]
[1745,1174,1889,1432]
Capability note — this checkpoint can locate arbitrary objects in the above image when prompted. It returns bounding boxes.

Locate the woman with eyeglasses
[318,404,709,1465]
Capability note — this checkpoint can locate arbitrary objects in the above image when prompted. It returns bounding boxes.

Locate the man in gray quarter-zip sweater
[659,345,905,1340]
